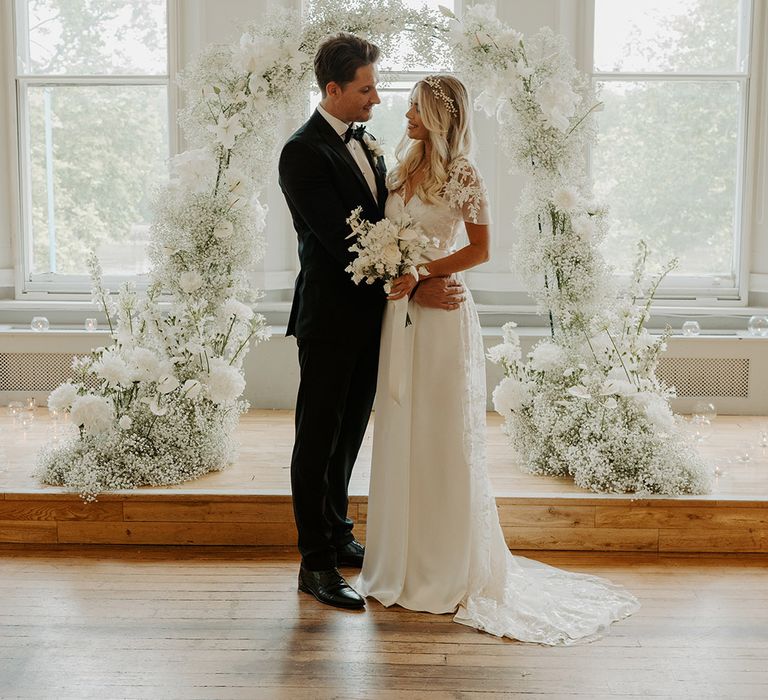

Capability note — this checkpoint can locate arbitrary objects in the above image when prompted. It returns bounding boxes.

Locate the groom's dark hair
[314,33,380,98]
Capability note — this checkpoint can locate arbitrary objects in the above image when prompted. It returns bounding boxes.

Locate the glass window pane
[594,0,751,74]
[26,85,168,276]
[379,0,455,72]
[17,0,167,75]
[371,88,411,164]
[591,80,741,276]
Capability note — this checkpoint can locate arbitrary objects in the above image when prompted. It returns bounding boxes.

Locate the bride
[355,74,640,645]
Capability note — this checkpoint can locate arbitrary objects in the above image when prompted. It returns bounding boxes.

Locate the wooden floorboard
[1,546,767,699]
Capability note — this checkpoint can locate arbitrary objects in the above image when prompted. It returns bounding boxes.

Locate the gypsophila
[439,3,711,494]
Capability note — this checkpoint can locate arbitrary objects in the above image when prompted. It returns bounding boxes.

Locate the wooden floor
[1,545,767,699]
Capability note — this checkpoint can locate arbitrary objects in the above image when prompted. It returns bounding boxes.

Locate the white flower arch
[39,0,709,498]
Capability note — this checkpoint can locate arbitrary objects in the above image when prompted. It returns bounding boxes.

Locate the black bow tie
[343,124,366,144]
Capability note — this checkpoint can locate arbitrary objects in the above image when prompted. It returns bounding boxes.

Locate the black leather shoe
[336,540,365,568]
[298,566,365,609]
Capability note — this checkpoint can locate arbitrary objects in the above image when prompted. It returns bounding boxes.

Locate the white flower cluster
[345,207,434,293]
[446,5,710,494]
[488,253,711,495]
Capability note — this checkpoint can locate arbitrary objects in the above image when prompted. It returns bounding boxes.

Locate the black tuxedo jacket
[279,110,388,340]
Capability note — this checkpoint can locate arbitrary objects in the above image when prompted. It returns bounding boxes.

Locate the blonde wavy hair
[387,74,473,204]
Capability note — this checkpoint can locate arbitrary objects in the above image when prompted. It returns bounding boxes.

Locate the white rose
[492,377,532,415]
[486,342,521,365]
[381,242,402,267]
[118,415,133,430]
[128,347,164,383]
[363,134,385,159]
[70,395,113,434]
[48,382,80,412]
[93,355,132,388]
[572,216,595,240]
[516,58,533,79]
[171,148,215,193]
[528,342,565,372]
[206,358,245,404]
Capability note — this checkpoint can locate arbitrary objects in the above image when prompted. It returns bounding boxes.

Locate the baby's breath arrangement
[444,4,709,493]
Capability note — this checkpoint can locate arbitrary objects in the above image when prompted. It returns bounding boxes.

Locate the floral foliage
[345,207,435,292]
[449,5,710,493]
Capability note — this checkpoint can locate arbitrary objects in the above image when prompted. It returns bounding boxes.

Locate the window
[590,0,753,300]
[13,0,173,293]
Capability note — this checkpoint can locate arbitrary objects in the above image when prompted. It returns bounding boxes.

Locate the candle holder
[747,315,768,337]
[30,316,50,332]
[681,321,700,336]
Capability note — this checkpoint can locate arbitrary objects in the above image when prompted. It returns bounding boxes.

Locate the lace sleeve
[442,159,492,225]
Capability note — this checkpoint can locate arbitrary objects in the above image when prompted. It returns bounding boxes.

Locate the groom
[279,33,385,610]
[279,33,464,610]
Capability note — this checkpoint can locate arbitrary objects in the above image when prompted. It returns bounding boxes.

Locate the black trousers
[291,334,380,570]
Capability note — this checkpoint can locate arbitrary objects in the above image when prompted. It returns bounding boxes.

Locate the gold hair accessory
[423,76,458,117]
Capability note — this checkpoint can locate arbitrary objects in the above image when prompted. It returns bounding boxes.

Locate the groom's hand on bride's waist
[411,277,465,311]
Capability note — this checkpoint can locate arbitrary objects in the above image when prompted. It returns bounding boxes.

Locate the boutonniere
[363,132,385,160]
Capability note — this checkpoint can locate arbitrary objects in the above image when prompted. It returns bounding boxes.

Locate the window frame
[10,0,180,300]
[584,0,758,306]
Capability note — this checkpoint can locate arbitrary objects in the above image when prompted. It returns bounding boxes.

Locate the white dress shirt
[317,103,378,202]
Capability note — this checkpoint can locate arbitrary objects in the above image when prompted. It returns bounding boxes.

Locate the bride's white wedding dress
[356,159,639,645]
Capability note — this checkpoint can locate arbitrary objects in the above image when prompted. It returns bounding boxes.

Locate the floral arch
[39,0,709,498]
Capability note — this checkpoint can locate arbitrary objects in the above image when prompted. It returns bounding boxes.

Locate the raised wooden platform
[1,410,767,552]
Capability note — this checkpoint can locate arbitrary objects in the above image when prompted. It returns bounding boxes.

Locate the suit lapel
[309,111,379,211]
[358,137,388,209]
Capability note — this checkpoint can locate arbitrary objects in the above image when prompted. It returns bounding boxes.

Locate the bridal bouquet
[345,207,433,292]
